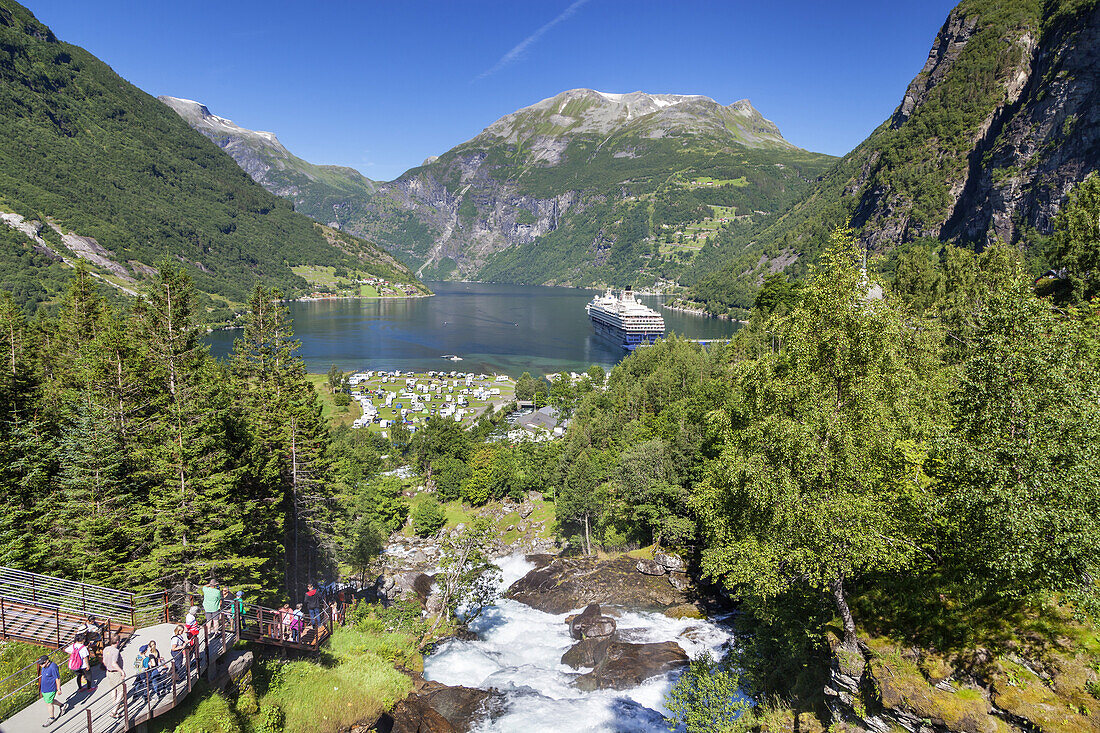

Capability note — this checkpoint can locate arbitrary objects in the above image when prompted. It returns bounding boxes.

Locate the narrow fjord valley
[1,1,1100,733]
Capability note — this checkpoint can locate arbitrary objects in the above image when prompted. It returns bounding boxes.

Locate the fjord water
[206,282,741,376]
[424,555,735,733]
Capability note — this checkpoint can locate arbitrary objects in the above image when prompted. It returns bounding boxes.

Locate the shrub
[412,497,446,537]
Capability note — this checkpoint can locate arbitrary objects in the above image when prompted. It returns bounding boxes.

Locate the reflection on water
[206,282,741,377]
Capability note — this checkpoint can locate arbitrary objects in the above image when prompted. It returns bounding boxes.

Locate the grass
[306,374,361,428]
[401,495,556,541]
[151,625,418,733]
[266,628,414,733]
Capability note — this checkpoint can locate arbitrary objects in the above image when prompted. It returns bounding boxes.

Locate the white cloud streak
[476,0,591,80]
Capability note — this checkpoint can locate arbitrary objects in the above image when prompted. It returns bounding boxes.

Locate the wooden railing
[236,601,337,651]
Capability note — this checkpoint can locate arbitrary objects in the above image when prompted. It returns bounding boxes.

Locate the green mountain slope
[166,89,835,288]
[689,0,1100,314]
[0,0,424,316]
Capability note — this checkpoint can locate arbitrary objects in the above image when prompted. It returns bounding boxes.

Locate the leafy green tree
[586,364,605,387]
[515,371,542,401]
[353,476,409,536]
[556,450,609,555]
[891,242,944,315]
[411,497,447,538]
[938,269,1100,606]
[431,456,469,502]
[327,364,343,393]
[664,653,751,733]
[429,519,501,634]
[461,447,495,506]
[1048,172,1100,302]
[692,230,946,647]
[345,519,383,587]
[753,272,800,313]
[411,416,469,471]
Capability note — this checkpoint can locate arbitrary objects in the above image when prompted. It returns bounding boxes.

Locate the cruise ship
[585,287,665,350]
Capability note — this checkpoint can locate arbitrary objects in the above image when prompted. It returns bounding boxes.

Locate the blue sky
[32,0,957,181]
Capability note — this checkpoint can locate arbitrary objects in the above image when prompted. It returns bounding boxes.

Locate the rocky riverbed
[417,554,734,732]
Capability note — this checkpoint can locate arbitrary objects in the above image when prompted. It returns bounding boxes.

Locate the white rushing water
[423,555,736,732]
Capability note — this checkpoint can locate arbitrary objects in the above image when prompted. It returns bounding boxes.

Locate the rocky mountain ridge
[166,88,834,287]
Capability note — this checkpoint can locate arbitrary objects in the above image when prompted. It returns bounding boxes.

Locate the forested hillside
[689,0,1100,314]
[0,0,424,318]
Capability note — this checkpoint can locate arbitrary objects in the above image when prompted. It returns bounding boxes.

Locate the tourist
[38,655,61,727]
[305,583,323,628]
[184,605,198,628]
[144,640,167,695]
[201,578,221,633]
[64,632,93,692]
[280,603,294,641]
[233,591,247,631]
[169,625,187,681]
[82,615,102,655]
[101,639,126,718]
[292,603,304,642]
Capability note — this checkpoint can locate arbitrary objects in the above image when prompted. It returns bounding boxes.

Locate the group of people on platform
[34,578,348,726]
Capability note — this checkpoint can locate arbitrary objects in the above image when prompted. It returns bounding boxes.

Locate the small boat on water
[441,355,463,361]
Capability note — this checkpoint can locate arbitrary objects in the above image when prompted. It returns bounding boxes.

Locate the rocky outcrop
[373,678,500,733]
[568,603,617,640]
[823,632,1100,733]
[505,556,691,613]
[574,641,689,691]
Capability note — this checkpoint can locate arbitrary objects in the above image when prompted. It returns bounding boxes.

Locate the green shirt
[201,586,221,613]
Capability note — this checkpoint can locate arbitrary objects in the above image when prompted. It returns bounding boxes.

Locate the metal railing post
[55,606,60,648]
[121,678,131,729]
[163,591,169,624]
[81,585,86,616]
[86,707,92,733]
[30,575,35,603]
[172,659,178,706]
[1,596,6,640]
[184,647,192,693]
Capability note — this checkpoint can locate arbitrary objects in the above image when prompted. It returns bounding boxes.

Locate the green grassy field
[306,373,362,428]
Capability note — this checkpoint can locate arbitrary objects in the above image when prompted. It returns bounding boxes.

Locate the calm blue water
[205,282,740,377]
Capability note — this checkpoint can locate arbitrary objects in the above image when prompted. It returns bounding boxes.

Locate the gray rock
[569,603,616,640]
[653,551,685,573]
[574,641,689,691]
[635,559,666,576]
[667,572,691,591]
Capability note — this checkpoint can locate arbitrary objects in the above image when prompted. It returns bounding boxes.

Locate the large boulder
[653,551,685,573]
[569,603,616,640]
[574,641,689,691]
[506,557,690,613]
[376,679,498,733]
[635,559,666,576]
[561,637,612,669]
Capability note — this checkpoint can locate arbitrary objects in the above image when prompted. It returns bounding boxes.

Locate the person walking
[305,583,323,629]
[233,591,247,632]
[38,655,61,727]
[63,633,93,692]
[201,579,222,633]
[170,625,188,682]
[102,639,126,718]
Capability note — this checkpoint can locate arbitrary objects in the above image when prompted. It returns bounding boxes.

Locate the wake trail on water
[423,554,736,733]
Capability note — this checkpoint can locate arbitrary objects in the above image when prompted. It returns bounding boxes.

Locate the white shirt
[64,643,89,669]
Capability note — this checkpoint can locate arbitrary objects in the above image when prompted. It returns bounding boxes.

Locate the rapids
[423,554,735,732]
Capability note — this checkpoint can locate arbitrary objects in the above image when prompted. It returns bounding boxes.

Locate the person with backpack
[233,591,248,631]
[64,632,92,692]
[38,655,61,727]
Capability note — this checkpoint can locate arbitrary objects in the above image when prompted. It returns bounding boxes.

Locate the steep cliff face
[946,2,1100,244]
[689,0,1100,314]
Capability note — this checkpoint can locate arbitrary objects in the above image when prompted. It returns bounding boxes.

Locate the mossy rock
[663,603,704,619]
[870,656,996,733]
[991,661,1100,733]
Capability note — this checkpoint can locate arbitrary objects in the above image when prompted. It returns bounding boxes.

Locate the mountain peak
[480,88,794,150]
[158,96,284,150]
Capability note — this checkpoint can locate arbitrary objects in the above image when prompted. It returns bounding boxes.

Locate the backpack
[68,644,84,671]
